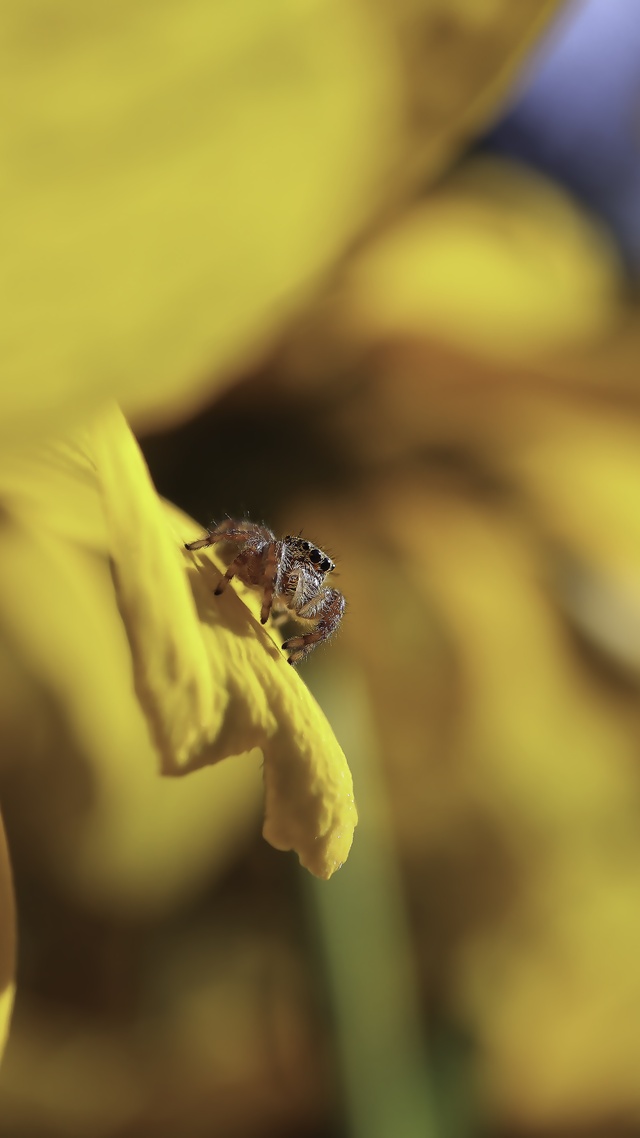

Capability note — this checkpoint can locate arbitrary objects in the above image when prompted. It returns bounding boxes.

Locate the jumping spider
[185,518,345,665]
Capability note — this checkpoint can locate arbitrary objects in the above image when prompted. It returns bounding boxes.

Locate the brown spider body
[185,519,345,665]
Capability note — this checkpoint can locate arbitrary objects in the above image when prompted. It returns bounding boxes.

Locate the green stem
[307,662,441,1138]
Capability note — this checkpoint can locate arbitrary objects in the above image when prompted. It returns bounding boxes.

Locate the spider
[185,518,345,665]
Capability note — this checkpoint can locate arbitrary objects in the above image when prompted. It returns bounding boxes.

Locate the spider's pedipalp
[282,586,345,664]
[260,540,279,624]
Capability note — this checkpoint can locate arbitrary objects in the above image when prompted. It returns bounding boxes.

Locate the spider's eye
[320,558,333,572]
[300,541,311,551]
[309,548,322,563]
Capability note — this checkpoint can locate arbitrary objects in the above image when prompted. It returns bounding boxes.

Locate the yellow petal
[173,505,358,877]
[1,0,567,440]
[340,157,622,361]
[0,811,16,1066]
[80,404,218,769]
[0,0,402,439]
[395,1,565,187]
[290,474,640,1118]
[382,484,640,1120]
[86,406,356,878]
[0,405,355,888]
[472,857,640,1126]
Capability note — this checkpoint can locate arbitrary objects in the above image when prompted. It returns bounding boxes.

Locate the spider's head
[287,537,335,574]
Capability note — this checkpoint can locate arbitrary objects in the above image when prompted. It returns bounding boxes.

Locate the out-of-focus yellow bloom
[0,0,569,1111]
[0,0,562,441]
[1,0,402,440]
[340,159,623,359]
[268,151,640,1130]
[0,817,15,1070]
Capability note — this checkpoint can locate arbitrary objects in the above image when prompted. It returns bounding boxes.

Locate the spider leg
[282,587,345,665]
[185,519,274,552]
[213,562,237,596]
[259,541,279,624]
[214,545,266,597]
[184,534,215,551]
[185,525,251,552]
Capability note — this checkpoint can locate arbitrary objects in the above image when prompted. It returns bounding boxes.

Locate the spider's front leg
[184,519,255,552]
[185,522,258,597]
[282,587,345,665]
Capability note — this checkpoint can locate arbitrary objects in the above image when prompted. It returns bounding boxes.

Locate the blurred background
[4,0,640,1135]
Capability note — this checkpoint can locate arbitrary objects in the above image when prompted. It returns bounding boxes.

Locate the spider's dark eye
[309,548,322,563]
[320,558,332,572]
[300,541,311,551]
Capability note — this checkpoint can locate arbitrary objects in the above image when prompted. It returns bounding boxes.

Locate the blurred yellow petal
[298,461,640,1121]
[380,482,640,1121]
[472,857,640,1127]
[400,384,640,674]
[498,394,640,674]
[504,395,640,577]
[1,1,566,441]
[288,465,640,1122]
[340,157,622,361]
[1,0,403,439]
[395,1,565,186]
[386,484,639,825]
[0,813,16,1066]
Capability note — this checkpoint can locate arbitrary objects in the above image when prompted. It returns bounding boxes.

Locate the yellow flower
[0,0,397,1063]
[0,0,568,1117]
[0,404,357,885]
[0,400,358,1086]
